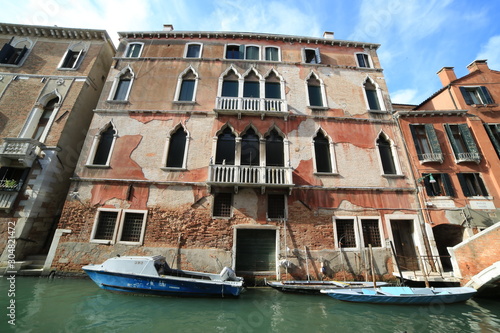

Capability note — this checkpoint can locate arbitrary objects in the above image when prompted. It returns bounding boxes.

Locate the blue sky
[1,0,499,105]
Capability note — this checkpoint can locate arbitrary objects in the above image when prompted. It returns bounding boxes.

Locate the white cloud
[476,35,500,71]
[390,89,419,105]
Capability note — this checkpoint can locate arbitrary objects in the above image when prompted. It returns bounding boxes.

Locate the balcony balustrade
[0,138,40,167]
[456,152,481,163]
[208,164,293,190]
[215,97,287,119]
[418,153,444,164]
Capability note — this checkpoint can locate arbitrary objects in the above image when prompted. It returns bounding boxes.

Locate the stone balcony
[456,152,481,164]
[207,164,293,193]
[214,97,288,119]
[418,152,444,164]
[0,138,40,167]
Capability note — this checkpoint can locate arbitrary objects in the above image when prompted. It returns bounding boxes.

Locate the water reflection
[0,277,499,333]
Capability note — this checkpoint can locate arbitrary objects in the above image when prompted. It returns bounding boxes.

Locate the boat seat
[379,286,414,296]
[361,289,377,295]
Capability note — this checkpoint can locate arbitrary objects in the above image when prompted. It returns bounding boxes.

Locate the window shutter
[444,124,459,159]
[0,43,15,63]
[425,124,442,155]
[460,87,473,105]
[484,124,500,158]
[457,173,471,197]
[442,173,455,197]
[480,86,494,104]
[476,174,488,196]
[458,124,479,156]
[73,49,84,68]
[238,45,245,59]
[14,46,27,65]
[315,48,322,64]
[409,125,423,156]
[422,174,433,196]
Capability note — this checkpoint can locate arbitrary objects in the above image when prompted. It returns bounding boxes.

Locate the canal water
[1,277,499,333]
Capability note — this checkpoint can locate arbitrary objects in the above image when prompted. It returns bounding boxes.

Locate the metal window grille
[336,219,356,248]
[120,212,144,242]
[213,193,232,217]
[267,194,285,219]
[361,220,381,247]
[94,211,118,240]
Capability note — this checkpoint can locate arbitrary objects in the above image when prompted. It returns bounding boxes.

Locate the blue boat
[82,255,244,297]
[320,286,477,305]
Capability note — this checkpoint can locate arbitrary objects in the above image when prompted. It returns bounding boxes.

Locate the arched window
[90,124,116,166]
[364,77,384,111]
[215,127,236,165]
[313,131,332,173]
[306,72,325,107]
[265,71,281,99]
[33,97,59,141]
[176,67,198,102]
[241,128,260,166]
[58,42,87,69]
[109,67,134,101]
[221,70,239,97]
[166,127,188,168]
[266,129,284,167]
[243,70,260,98]
[377,134,397,175]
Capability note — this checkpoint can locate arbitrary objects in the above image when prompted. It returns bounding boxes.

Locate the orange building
[395,60,500,281]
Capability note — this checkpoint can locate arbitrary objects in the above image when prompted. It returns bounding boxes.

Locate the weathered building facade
[395,60,500,281]
[0,23,115,273]
[53,26,423,282]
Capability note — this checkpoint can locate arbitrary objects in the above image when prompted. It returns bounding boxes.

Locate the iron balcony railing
[215,97,287,113]
[418,153,444,163]
[208,164,293,187]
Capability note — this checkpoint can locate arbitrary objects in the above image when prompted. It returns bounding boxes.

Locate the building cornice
[117,30,380,50]
[394,109,469,118]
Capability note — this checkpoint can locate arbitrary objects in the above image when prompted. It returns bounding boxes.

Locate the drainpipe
[447,85,459,110]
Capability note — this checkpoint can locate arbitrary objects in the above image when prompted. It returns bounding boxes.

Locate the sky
[1,0,499,105]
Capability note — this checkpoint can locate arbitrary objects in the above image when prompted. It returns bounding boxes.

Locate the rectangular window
[335,219,356,248]
[265,82,281,99]
[409,124,443,162]
[267,194,285,219]
[226,45,242,59]
[444,124,480,162]
[304,48,321,64]
[457,173,488,197]
[0,43,28,65]
[125,43,142,57]
[91,209,147,244]
[243,81,259,98]
[213,193,232,217]
[460,86,494,105]
[360,219,381,247]
[265,47,279,61]
[59,49,83,69]
[422,173,455,197]
[366,89,380,110]
[222,80,238,97]
[0,167,28,191]
[308,85,323,107]
[113,79,131,101]
[484,124,500,159]
[186,44,201,58]
[245,46,260,60]
[356,53,371,68]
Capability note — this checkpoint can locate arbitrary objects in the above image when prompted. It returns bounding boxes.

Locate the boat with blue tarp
[82,255,244,297]
[320,286,476,304]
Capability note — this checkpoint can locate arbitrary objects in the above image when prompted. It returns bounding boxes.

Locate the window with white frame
[306,72,326,108]
[364,77,384,111]
[460,86,494,105]
[355,53,372,68]
[124,43,143,58]
[164,125,189,169]
[90,209,147,245]
[313,129,336,173]
[0,38,31,66]
[31,97,59,141]
[185,43,202,58]
[303,48,321,64]
[109,66,134,102]
[333,217,383,249]
[87,123,117,167]
[265,46,280,61]
[377,133,400,175]
[225,44,261,60]
[58,42,87,70]
[175,67,198,102]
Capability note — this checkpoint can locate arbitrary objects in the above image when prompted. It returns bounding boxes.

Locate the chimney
[467,59,489,73]
[323,31,334,39]
[437,67,457,86]
[163,24,174,32]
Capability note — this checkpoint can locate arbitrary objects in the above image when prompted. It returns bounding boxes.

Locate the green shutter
[425,124,442,154]
[444,124,459,159]
[442,173,455,197]
[409,125,423,156]
[238,45,245,59]
[480,86,494,104]
[457,173,471,197]
[460,87,473,105]
[484,124,500,158]
[458,123,479,155]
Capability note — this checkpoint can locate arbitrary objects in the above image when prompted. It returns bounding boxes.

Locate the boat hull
[321,286,477,305]
[83,269,243,297]
[267,280,388,295]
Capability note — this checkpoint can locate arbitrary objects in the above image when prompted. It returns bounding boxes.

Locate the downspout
[447,85,459,110]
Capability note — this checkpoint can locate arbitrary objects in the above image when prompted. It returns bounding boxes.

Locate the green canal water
[1,277,499,333]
